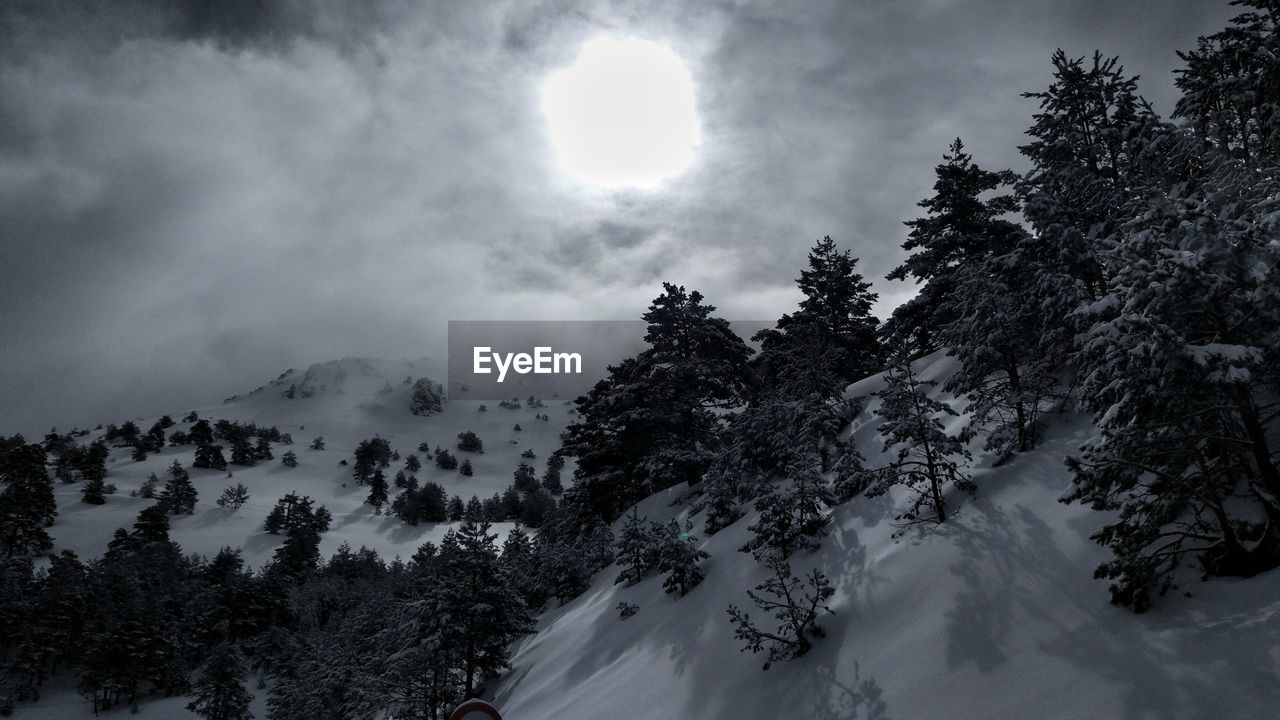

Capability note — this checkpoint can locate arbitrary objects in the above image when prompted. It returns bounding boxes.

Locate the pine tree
[81,476,107,505]
[1016,50,1167,369]
[541,454,564,494]
[500,525,540,608]
[512,462,539,494]
[366,469,389,510]
[432,520,534,696]
[561,283,753,519]
[138,472,160,499]
[614,509,659,586]
[884,139,1022,351]
[194,443,228,471]
[1174,1,1280,165]
[435,450,458,470]
[186,645,253,720]
[743,465,833,559]
[657,521,709,597]
[216,484,250,510]
[160,460,198,515]
[309,437,325,451]
[456,431,483,453]
[1064,117,1280,608]
[253,437,273,462]
[770,236,884,385]
[280,450,297,468]
[404,454,421,473]
[726,554,835,670]
[459,458,473,476]
[882,139,1051,457]
[230,438,255,467]
[447,495,465,521]
[865,359,972,524]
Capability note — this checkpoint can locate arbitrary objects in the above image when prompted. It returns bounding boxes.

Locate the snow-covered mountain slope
[45,357,573,570]
[492,351,1280,720]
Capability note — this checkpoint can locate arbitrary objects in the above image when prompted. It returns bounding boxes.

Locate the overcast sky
[0,0,1237,434]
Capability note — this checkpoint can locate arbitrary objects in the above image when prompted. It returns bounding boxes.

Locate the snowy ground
[24,353,1280,719]
[45,357,573,571]
[491,352,1280,720]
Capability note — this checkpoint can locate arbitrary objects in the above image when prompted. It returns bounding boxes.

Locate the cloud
[0,0,1237,432]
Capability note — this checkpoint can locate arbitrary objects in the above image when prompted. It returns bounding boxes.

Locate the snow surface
[44,357,574,572]
[25,352,1280,719]
[491,351,1280,720]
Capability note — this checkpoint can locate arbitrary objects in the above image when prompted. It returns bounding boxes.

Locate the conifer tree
[726,553,835,670]
[541,454,564,494]
[194,443,229,471]
[0,438,56,557]
[230,438,255,467]
[160,460,198,515]
[743,464,833,559]
[186,645,253,720]
[366,469,389,510]
[658,521,709,597]
[216,484,250,510]
[614,509,660,586]
[138,472,160,499]
[771,236,884,384]
[865,360,972,524]
[447,495,465,521]
[432,520,534,697]
[81,476,107,505]
[561,283,753,519]
[280,450,297,468]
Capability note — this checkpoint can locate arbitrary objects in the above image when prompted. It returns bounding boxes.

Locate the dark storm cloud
[0,0,1238,433]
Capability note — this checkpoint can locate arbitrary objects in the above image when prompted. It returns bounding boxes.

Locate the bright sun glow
[542,36,701,189]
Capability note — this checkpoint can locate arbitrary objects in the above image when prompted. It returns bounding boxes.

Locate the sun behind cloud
[541,36,701,189]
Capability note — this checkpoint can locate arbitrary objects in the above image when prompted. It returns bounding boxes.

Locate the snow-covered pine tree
[1174,0,1280,166]
[366,469,389,510]
[160,459,198,515]
[657,520,709,597]
[229,438,255,467]
[726,553,835,670]
[883,138,1053,457]
[772,236,884,385]
[81,476,107,505]
[216,483,250,510]
[253,437,273,462]
[867,359,972,524]
[560,283,752,520]
[186,644,253,720]
[743,463,833,560]
[280,450,297,468]
[1016,50,1168,371]
[884,138,1023,354]
[432,520,533,697]
[1065,121,1280,609]
[138,472,160,499]
[194,443,228,471]
[541,454,564,494]
[614,508,660,586]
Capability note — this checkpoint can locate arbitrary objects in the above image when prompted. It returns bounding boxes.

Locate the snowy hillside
[44,357,573,570]
[491,351,1280,720]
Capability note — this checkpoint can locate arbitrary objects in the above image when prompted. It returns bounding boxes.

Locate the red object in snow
[449,699,504,720]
